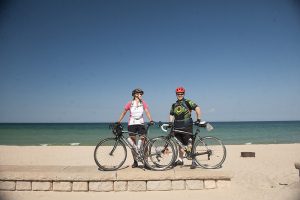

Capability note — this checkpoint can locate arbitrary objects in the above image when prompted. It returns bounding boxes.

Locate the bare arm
[144,108,153,122]
[195,106,201,120]
[169,115,174,123]
[117,109,127,123]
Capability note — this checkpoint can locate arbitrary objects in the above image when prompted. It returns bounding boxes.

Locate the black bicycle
[157,121,226,169]
[94,122,175,171]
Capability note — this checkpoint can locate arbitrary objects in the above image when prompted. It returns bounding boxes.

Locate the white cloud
[208,108,215,113]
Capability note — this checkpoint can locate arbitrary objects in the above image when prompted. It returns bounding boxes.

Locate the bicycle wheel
[193,136,226,169]
[94,137,127,171]
[144,137,176,171]
[156,136,178,161]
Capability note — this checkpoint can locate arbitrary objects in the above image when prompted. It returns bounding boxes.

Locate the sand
[0,143,299,200]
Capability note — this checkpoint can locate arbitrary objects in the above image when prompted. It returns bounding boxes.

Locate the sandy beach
[0,143,299,200]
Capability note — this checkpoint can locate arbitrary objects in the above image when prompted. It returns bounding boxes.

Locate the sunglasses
[176,93,184,96]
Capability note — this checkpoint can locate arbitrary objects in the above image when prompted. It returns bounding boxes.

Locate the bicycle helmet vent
[175,87,185,94]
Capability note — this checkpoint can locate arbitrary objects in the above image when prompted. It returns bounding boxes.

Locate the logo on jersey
[175,106,185,115]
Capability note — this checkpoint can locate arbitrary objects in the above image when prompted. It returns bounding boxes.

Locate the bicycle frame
[110,125,152,162]
[154,121,226,169]
[163,124,212,159]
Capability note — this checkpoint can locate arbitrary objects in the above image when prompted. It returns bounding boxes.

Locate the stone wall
[0,165,232,192]
[0,180,231,192]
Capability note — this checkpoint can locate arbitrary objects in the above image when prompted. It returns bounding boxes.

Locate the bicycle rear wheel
[94,137,127,171]
[144,137,176,171]
[193,136,226,169]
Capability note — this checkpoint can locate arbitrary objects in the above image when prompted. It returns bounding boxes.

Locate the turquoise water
[0,121,300,146]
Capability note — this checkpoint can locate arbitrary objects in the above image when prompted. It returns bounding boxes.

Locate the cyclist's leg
[137,125,147,145]
[128,125,138,144]
[128,125,138,167]
[182,126,197,169]
[174,132,185,165]
[137,125,151,169]
[175,126,196,168]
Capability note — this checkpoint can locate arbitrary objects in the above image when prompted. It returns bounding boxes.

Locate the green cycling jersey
[170,98,198,121]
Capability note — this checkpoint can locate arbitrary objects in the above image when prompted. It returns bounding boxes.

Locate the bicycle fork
[109,138,121,156]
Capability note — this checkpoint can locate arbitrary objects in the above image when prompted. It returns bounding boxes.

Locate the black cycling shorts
[173,125,193,146]
[128,124,146,136]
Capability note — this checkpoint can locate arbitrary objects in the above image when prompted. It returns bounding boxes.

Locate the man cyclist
[117,88,154,168]
[169,86,201,169]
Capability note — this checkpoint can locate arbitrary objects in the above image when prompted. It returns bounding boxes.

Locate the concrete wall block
[204,180,216,189]
[217,180,231,188]
[16,181,31,191]
[147,180,172,191]
[32,181,52,191]
[53,181,72,192]
[128,181,146,192]
[114,181,127,191]
[89,181,113,192]
[0,181,16,191]
[172,180,186,190]
[186,180,204,190]
[72,182,88,192]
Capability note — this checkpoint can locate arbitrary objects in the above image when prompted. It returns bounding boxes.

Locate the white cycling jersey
[124,100,149,125]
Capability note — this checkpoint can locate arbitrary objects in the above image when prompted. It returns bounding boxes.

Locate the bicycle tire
[144,137,176,171]
[94,137,127,171]
[193,136,226,169]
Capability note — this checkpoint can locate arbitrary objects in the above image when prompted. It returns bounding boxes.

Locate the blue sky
[0,0,300,122]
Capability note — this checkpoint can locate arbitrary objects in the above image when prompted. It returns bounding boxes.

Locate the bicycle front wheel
[193,136,226,169]
[94,137,127,171]
[144,137,176,171]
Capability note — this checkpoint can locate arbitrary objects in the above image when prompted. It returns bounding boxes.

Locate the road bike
[94,122,175,171]
[157,121,226,169]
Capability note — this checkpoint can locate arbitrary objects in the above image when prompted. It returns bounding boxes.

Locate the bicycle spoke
[144,138,176,170]
[94,138,127,171]
[194,136,226,169]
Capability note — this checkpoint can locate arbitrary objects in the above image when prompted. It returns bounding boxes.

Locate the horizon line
[0,120,300,123]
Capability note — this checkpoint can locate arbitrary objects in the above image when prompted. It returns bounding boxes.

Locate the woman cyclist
[117,88,154,168]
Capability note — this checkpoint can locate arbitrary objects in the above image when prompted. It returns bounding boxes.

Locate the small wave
[70,143,80,146]
[244,142,252,145]
[40,144,48,146]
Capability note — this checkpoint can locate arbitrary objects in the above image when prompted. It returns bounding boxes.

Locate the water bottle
[186,138,192,152]
[137,139,143,150]
[127,137,137,150]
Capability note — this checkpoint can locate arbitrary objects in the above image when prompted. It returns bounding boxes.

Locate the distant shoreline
[1,120,300,124]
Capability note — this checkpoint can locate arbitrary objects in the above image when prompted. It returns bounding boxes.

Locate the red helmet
[175,87,185,93]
